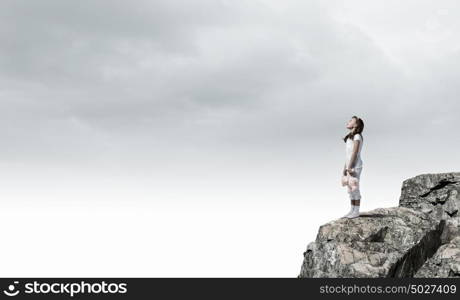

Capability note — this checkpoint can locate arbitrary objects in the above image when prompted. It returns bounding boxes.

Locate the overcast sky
[1,0,459,277]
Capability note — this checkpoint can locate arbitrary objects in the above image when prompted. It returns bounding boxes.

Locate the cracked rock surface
[298,172,460,278]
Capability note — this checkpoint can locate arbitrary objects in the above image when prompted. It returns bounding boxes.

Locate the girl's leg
[346,168,362,218]
[354,167,362,207]
[342,185,355,218]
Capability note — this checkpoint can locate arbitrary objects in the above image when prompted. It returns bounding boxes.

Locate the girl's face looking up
[346,118,357,130]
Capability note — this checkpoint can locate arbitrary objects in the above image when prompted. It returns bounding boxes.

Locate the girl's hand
[346,168,355,176]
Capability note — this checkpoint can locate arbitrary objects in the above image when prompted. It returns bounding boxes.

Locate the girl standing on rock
[341,116,364,219]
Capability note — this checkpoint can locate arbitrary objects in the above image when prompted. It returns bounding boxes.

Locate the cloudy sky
[0,0,459,277]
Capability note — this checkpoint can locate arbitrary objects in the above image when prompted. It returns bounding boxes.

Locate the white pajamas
[345,133,364,200]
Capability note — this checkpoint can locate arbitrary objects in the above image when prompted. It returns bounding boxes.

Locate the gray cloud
[0,0,458,165]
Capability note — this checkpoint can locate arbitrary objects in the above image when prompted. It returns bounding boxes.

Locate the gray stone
[414,236,460,277]
[298,172,460,278]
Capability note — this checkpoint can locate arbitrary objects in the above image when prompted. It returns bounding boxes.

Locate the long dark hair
[343,116,364,143]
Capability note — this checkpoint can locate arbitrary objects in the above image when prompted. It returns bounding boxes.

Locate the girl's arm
[347,140,361,171]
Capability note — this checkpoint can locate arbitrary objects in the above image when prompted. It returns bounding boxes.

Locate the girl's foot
[342,206,354,218]
[346,206,360,218]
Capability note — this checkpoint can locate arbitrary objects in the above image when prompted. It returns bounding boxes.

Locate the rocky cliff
[298,172,460,278]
